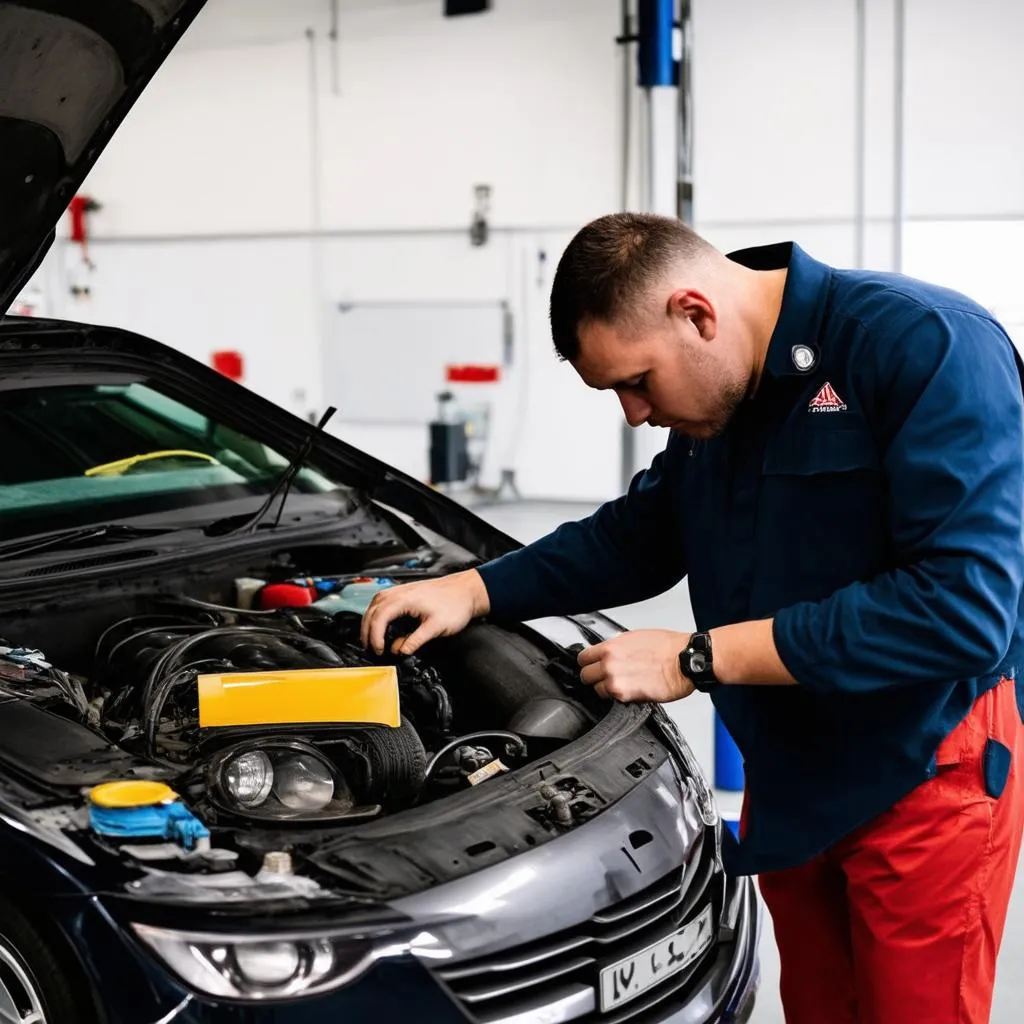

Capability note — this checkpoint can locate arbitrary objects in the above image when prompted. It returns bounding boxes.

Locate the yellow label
[197,666,400,729]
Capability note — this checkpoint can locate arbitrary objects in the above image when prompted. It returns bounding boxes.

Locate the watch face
[689,651,707,674]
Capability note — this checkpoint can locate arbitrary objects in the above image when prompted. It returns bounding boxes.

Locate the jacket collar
[726,241,833,379]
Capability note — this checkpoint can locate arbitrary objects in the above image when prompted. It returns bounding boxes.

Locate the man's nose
[619,392,652,428]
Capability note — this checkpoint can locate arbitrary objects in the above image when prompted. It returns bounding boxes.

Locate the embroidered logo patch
[808,382,847,413]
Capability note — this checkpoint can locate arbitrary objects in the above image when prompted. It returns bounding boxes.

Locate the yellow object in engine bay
[197,666,400,729]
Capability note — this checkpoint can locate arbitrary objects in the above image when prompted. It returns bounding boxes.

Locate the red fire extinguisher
[67,195,100,261]
[66,194,101,298]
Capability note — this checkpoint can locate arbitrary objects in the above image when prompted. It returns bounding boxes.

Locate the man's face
[572,310,748,439]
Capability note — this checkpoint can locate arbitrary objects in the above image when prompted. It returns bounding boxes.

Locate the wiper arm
[0,523,182,561]
[206,407,337,538]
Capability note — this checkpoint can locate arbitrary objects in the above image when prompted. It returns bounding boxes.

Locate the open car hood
[0,318,522,566]
[0,0,208,311]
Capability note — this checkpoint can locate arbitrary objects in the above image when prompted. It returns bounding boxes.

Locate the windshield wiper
[0,523,185,562]
[205,406,338,538]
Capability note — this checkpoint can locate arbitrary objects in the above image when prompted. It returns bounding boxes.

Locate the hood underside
[0,0,207,311]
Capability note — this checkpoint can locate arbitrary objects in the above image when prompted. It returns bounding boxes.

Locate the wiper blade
[206,407,337,538]
[0,523,182,561]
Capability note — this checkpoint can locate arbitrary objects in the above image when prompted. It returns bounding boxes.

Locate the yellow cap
[89,780,177,808]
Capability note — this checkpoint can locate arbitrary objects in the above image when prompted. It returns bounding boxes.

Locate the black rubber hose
[423,730,528,783]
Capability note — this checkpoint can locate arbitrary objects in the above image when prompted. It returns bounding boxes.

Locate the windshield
[0,381,345,541]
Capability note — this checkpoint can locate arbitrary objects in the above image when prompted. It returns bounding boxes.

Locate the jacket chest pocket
[762,428,880,476]
[759,428,887,594]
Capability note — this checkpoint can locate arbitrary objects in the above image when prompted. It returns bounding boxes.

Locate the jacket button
[791,345,816,371]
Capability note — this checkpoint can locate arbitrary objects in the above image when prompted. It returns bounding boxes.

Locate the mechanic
[361,213,1024,1024]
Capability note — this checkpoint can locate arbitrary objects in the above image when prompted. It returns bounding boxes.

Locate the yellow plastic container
[197,666,400,729]
[89,780,177,808]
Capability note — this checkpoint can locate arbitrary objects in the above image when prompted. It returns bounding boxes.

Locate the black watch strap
[678,632,718,691]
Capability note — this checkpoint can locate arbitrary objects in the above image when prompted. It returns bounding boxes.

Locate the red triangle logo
[808,382,847,411]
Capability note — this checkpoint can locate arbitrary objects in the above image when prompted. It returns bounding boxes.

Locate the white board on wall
[324,300,510,425]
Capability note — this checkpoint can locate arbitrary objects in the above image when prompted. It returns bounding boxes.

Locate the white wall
[692,0,1024,284]
[85,0,624,235]
[33,0,629,501]
[25,0,1024,500]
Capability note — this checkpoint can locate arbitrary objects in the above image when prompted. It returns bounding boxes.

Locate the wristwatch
[678,632,718,692]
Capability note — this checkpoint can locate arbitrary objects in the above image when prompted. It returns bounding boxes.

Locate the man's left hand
[577,630,694,703]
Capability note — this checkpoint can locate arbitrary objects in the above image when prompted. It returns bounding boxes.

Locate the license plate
[599,905,714,1012]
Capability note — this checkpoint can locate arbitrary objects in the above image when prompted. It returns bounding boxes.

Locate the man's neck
[745,267,789,396]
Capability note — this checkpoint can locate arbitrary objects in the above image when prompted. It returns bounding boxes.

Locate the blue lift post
[636,0,674,88]
[635,0,745,807]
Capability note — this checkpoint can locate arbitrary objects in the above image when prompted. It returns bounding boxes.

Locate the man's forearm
[710,619,797,686]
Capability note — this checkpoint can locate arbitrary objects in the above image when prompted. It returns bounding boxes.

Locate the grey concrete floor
[471,499,1024,1024]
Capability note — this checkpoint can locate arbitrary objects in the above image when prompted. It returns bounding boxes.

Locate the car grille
[435,828,721,1024]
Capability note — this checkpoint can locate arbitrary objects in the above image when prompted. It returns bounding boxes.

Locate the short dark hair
[549,213,713,361]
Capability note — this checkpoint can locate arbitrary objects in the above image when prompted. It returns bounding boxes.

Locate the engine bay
[0,552,620,897]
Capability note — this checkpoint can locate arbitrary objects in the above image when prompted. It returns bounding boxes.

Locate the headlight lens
[211,741,354,821]
[132,926,364,999]
[224,750,274,808]
[131,924,452,1000]
[274,754,335,811]
[234,940,304,986]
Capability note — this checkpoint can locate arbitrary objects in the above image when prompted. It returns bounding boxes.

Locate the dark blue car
[0,3,760,1022]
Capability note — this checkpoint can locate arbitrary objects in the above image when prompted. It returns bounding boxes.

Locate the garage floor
[471,499,1024,1024]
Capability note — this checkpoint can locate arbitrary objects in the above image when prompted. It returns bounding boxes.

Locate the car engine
[0,570,597,844]
[92,599,516,820]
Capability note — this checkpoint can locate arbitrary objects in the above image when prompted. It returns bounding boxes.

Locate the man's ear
[667,288,716,341]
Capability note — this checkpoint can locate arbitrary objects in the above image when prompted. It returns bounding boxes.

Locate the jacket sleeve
[773,308,1024,693]
[476,435,687,621]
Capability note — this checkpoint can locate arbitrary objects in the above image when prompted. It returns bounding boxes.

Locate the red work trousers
[757,678,1024,1024]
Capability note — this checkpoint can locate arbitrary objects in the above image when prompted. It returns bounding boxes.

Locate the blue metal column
[636,0,677,218]
[637,0,675,88]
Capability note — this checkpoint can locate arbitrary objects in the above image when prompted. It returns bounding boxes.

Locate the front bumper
[65,756,759,1024]
[70,877,758,1024]
[659,875,762,1024]
[112,875,760,1024]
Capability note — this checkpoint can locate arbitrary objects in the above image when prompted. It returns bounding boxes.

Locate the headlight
[132,926,368,999]
[224,750,274,807]
[131,924,451,1000]
[209,741,352,822]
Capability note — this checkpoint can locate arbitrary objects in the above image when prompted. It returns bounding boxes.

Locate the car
[0,2,761,1022]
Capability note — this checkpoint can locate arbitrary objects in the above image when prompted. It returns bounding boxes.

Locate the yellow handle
[84,450,218,477]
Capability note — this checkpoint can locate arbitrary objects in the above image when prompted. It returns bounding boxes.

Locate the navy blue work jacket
[477,242,1024,876]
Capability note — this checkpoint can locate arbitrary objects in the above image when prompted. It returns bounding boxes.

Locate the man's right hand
[360,569,491,656]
